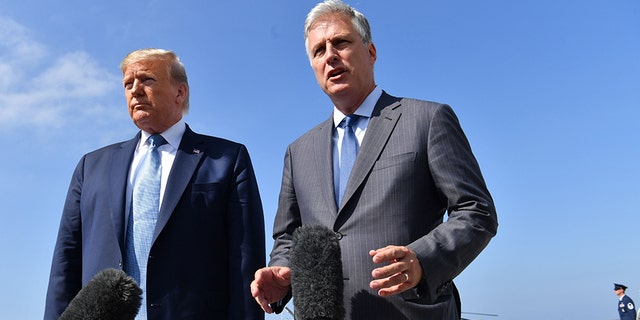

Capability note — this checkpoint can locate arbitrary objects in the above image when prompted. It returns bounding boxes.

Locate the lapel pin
[192,149,201,154]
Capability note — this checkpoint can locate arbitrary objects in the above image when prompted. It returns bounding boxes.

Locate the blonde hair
[120,48,190,113]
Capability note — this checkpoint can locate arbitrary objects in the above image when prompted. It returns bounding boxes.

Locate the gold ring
[404,273,409,282]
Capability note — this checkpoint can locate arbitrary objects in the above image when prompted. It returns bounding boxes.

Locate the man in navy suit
[45,48,265,320]
[251,1,497,319]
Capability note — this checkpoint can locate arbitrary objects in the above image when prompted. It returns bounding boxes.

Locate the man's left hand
[369,245,423,297]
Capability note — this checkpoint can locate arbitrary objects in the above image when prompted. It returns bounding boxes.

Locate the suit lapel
[110,134,139,251]
[339,92,402,212]
[153,126,204,241]
[315,116,339,215]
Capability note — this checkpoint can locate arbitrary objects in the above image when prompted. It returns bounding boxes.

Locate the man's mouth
[328,68,346,79]
[132,102,148,109]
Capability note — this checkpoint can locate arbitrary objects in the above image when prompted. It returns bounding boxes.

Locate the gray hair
[120,48,190,114]
[304,0,372,59]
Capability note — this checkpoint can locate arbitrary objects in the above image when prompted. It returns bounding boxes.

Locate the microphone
[290,224,345,320]
[59,268,142,320]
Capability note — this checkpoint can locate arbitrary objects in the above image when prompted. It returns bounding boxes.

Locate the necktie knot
[341,114,360,129]
[148,134,167,149]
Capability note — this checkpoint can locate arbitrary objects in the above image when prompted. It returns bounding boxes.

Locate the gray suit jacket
[269,92,498,319]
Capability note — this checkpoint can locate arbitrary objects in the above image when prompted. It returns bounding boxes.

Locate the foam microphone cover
[290,224,345,320]
[59,268,142,320]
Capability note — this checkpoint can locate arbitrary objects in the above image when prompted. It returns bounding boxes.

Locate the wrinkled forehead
[306,13,357,52]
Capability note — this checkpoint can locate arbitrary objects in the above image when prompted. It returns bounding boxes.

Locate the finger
[371,251,410,280]
[371,246,407,264]
[250,279,271,313]
[255,294,274,314]
[371,263,403,280]
[370,272,412,295]
[250,280,259,297]
[377,283,411,297]
[253,268,268,285]
[277,267,292,283]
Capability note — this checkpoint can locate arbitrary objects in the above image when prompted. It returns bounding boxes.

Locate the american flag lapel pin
[192,148,201,154]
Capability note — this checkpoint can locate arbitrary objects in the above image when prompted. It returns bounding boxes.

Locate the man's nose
[324,44,339,64]
[129,80,144,96]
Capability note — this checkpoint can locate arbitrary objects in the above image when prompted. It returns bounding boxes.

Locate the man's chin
[324,83,351,96]
[132,115,153,130]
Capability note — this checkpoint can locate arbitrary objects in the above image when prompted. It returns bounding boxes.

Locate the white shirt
[332,86,383,201]
[127,119,186,212]
[332,85,382,155]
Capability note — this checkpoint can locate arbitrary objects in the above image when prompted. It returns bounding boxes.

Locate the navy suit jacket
[45,125,265,320]
[269,92,498,319]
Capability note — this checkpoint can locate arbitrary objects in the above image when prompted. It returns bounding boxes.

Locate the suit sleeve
[269,143,303,267]
[407,104,498,302]
[44,157,85,319]
[226,144,266,320]
[264,144,299,313]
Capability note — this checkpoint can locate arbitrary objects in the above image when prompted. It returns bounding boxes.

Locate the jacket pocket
[372,152,416,171]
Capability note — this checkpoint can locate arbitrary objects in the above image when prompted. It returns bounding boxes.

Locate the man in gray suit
[251,0,498,319]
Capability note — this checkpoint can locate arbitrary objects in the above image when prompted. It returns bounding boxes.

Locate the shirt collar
[333,86,382,128]
[139,118,186,149]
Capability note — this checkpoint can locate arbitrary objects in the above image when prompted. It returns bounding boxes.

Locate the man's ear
[368,42,377,65]
[175,83,188,104]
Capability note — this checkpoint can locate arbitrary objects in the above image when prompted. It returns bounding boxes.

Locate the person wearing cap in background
[614,283,637,320]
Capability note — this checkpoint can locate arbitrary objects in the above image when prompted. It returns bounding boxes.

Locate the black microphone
[290,224,345,320]
[59,268,142,320]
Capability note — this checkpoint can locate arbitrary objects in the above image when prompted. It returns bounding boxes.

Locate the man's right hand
[250,266,291,314]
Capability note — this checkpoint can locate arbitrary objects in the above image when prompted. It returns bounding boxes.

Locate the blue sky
[1,1,638,319]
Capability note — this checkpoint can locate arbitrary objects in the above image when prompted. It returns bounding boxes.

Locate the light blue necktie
[125,134,166,320]
[337,115,360,206]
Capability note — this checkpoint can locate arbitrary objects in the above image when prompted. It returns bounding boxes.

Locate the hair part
[304,0,372,59]
[120,48,190,114]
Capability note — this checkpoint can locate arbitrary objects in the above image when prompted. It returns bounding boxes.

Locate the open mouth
[328,68,346,79]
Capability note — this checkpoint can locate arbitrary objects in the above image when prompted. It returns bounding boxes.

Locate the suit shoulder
[83,139,133,158]
[192,132,246,149]
[288,119,329,148]
[378,91,452,114]
[393,97,460,123]
[398,97,451,112]
[187,131,252,159]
